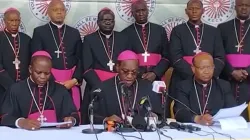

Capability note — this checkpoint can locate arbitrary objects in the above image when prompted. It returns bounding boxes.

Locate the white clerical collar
[5,29,18,37]
[99,30,113,39]
[135,22,148,28]
[50,21,64,28]
[202,84,207,87]
[236,17,250,23]
[29,76,44,87]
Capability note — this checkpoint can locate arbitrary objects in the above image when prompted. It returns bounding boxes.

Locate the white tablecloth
[1,124,250,140]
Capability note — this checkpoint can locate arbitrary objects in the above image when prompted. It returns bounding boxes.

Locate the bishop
[82,8,130,124]
[169,0,224,100]
[0,8,31,108]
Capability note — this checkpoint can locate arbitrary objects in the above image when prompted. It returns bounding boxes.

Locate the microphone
[139,96,152,112]
[82,88,104,134]
[152,81,198,115]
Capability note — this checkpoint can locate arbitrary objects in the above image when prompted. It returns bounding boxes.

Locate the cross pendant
[107,60,115,71]
[13,58,20,70]
[193,47,201,54]
[235,44,242,52]
[142,51,150,62]
[54,50,62,58]
[37,114,47,123]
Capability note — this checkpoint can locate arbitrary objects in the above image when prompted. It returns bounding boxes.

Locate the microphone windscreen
[132,115,147,130]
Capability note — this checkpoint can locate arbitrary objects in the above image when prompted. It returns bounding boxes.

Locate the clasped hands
[194,114,213,126]
[56,78,78,89]
[231,69,248,82]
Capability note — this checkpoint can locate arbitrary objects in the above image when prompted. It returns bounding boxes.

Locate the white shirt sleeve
[15,118,25,128]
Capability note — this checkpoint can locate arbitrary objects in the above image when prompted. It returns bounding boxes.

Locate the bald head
[187,0,203,8]
[48,0,66,25]
[48,0,64,10]
[192,52,214,83]
[192,52,214,66]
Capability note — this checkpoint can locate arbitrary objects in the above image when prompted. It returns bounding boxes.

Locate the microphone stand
[117,84,135,133]
[157,90,169,128]
[82,96,104,134]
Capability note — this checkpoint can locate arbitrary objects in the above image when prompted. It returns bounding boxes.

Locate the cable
[208,126,236,140]
[193,130,215,140]
[88,106,99,140]
[115,131,144,140]
[151,113,173,140]
[114,131,127,140]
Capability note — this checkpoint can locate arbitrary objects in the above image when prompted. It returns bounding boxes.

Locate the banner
[0,0,236,40]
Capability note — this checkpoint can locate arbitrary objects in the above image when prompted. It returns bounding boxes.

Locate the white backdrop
[0,0,236,40]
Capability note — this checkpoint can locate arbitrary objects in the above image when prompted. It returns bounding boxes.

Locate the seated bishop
[0,51,79,130]
[174,52,236,125]
[92,50,163,124]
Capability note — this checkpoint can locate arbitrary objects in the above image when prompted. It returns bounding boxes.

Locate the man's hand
[56,117,75,129]
[18,118,41,130]
[194,114,213,126]
[62,79,77,89]
[231,70,244,82]
[142,72,157,82]
[104,115,122,123]
[241,70,248,79]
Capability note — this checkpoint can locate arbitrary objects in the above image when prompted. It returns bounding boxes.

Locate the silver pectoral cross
[13,58,20,70]
[107,60,115,71]
[193,47,202,54]
[142,51,150,62]
[235,44,242,52]
[54,50,62,58]
[37,114,47,123]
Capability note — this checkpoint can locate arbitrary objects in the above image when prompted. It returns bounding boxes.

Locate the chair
[248,102,250,121]
[170,100,175,119]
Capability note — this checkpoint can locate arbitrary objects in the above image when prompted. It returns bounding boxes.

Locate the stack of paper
[212,103,248,130]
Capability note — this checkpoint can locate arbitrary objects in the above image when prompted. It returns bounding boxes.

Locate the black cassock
[0,30,31,106]
[169,22,225,98]
[218,18,250,120]
[81,31,129,124]
[121,22,170,79]
[93,76,163,124]
[30,22,83,111]
[30,22,83,83]
[174,77,236,122]
[0,78,79,127]
[82,31,129,88]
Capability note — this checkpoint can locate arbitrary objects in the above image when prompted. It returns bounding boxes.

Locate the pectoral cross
[13,58,20,70]
[107,60,115,71]
[54,50,62,58]
[235,44,242,52]
[142,51,150,62]
[37,114,47,123]
[193,47,201,54]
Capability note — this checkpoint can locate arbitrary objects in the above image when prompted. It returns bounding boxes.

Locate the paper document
[41,121,72,127]
[212,103,248,130]
[213,102,247,121]
[217,116,248,130]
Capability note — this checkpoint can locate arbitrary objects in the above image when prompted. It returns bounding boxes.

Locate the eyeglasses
[194,66,215,71]
[121,69,138,76]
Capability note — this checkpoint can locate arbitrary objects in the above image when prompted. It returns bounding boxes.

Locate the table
[1,124,250,140]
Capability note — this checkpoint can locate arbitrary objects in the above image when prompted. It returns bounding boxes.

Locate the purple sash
[226,54,250,68]
[183,56,193,65]
[28,110,57,122]
[51,66,80,110]
[137,53,161,66]
[94,69,117,81]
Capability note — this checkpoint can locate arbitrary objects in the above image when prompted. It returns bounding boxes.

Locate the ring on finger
[32,127,35,130]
